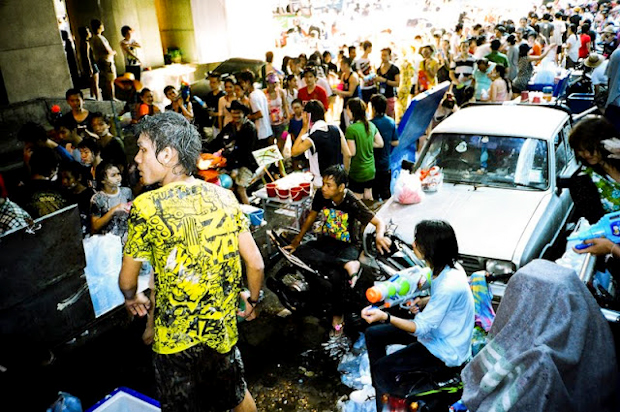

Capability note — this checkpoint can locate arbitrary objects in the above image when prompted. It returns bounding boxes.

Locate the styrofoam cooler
[86,387,160,412]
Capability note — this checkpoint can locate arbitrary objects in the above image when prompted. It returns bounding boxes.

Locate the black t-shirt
[377,64,400,99]
[15,179,68,219]
[210,119,258,170]
[60,112,94,139]
[204,90,225,127]
[311,189,374,243]
[309,125,341,174]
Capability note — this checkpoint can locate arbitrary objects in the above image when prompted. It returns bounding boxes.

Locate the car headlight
[485,260,516,276]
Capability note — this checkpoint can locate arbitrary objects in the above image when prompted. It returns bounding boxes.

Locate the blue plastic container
[86,387,160,412]
[567,93,594,114]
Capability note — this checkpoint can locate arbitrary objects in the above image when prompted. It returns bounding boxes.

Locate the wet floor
[0,198,353,411]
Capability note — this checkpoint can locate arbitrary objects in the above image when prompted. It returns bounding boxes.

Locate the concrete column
[0,0,73,103]
[65,0,165,73]
[155,0,197,63]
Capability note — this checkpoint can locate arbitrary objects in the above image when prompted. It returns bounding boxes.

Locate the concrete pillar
[65,0,164,74]
[0,0,73,103]
[155,0,197,63]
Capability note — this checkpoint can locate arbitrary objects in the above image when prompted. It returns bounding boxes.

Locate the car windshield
[418,133,549,190]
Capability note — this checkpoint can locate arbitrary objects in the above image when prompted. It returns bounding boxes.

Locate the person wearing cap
[585,53,609,111]
[208,100,258,205]
[114,72,142,117]
[601,25,618,58]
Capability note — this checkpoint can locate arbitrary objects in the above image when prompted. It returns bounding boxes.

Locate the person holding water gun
[568,116,620,265]
[361,220,474,412]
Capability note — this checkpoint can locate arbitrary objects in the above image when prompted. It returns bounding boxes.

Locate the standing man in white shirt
[120,25,141,81]
[238,71,273,149]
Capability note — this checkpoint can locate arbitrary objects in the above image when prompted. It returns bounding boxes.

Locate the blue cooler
[86,387,160,412]
[567,93,594,114]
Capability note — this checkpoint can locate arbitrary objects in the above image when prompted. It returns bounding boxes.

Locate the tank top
[342,72,361,106]
[310,125,341,173]
[265,89,285,125]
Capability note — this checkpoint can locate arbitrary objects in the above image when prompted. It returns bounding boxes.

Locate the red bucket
[291,186,304,201]
[266,183,277,197]
[275,187,290,200]
[300,182,311,196]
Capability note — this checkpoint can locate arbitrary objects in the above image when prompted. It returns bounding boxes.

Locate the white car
[364,105,579,294]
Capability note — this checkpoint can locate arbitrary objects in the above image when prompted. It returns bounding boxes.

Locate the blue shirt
[371,115,399,172]
[413,265,475,367]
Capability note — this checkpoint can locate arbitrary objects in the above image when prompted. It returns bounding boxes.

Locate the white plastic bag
[282,131,292,159]
[532,60,556,85]
[393,171,424,204]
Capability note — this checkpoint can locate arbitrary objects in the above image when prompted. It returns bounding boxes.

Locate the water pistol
[180,81,191,102]
[366,266,432,309]
[568,211,620,250]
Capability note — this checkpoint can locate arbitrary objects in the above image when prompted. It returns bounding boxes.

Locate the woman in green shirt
[345,98,384,199]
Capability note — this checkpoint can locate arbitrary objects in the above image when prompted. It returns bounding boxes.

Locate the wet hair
[163,85,176,95]
[77,138,100,155]
[134,111,201,175]
[121,25,132,37]
[18,122,47,144]
[237,70,255,85]
[362,40,372,51]
[370,94,387,116]
[322,164,348,187]
[569,115,620,174]
[347,98,369,135]
[414,220,459,277]
[490,39,501,51]
[30,147,59,178]
[90,19,103,33]
[95,161,120,187]
[303,100,325,122]
[66,88,83,99]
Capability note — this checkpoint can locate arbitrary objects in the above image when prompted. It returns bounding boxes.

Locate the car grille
[458,255,485,274]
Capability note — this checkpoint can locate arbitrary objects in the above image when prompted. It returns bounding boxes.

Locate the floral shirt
[585,167,620,213]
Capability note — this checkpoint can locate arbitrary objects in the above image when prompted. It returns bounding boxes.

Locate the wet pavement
[1,196,354,411]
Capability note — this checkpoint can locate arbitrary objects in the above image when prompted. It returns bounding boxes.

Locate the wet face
[80,147,94,165]
[224,81,234,95]
[321,176,343,200]
[134,134,167,185]
[67,94,83,111]
[103,165,122,189]
[141,91,154,105]
[60,170,78,190]
[91,117,109,137]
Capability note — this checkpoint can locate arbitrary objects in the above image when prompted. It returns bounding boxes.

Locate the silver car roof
[432,105,570,141]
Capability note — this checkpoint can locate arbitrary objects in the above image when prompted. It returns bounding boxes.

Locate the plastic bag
[282,131,292,159]
[47,392,82,412]
[338,334,372,389]
[393,171,424,204]
[83,234,125,317]
[532,60,556,85]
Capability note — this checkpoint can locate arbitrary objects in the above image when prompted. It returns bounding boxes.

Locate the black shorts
[362,87,377,103]
[153,344,246,412]
[349,177,374,193]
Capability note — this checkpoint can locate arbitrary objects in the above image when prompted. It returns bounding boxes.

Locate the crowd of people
[2,1,620,412]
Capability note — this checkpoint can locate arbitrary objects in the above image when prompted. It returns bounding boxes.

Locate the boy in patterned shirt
[119,112,264,412]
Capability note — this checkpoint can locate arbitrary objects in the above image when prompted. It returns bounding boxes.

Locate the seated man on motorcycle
[285,164,392,336]
[361,220,474,411]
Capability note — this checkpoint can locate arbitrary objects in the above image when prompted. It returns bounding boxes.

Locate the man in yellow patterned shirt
[119,112,264,412]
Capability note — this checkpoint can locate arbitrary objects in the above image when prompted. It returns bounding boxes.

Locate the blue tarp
[390,81,450,192]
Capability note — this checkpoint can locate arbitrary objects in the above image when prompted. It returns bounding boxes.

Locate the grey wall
[0,0,73,103]
[155,0,196,63]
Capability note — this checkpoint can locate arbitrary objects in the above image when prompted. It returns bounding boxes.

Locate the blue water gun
[568,211,620,250]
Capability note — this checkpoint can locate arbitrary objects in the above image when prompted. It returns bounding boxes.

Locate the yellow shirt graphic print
[124,181,249,354]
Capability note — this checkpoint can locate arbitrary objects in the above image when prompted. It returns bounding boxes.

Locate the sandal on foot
[329,322,344,338]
